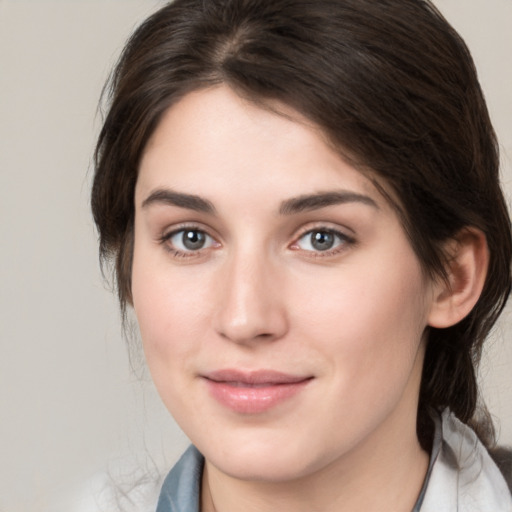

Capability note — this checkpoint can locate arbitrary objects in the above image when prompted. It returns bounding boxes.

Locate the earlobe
[427,228,489,329]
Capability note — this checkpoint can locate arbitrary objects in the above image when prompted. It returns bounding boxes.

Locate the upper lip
[203,369,312,385]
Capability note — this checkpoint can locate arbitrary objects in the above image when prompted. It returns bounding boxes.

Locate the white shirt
[418,409,512,511]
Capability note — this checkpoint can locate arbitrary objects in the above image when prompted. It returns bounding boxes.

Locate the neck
[201,410,429,512]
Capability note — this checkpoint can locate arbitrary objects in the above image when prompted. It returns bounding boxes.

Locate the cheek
[131,248,210,371]
[293,252,429,383]
[131,263,213,424]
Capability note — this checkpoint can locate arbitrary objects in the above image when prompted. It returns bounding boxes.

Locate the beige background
[0,1,511,511]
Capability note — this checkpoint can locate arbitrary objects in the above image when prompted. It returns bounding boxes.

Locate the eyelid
[159,223,221,257]
[157,221,355,259]
[291,221,355,241]
[289,224,356,256]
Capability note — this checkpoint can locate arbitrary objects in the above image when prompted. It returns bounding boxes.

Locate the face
[132,86,436,482]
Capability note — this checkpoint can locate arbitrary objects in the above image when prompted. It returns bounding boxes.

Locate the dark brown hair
[92,0,511,448]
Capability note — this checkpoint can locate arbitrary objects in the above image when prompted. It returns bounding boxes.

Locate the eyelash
[159,224,219,259]
[290,227,356,258]
[159,225,356,259]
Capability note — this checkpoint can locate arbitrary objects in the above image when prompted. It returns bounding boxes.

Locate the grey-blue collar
[156,410,512,512]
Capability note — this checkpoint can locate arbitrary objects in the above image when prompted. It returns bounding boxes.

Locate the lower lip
[204,379,311,414]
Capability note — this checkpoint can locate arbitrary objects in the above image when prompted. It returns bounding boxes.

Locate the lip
[202,369,313,414]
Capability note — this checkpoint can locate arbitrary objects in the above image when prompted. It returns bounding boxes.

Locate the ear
[428,228,489,329]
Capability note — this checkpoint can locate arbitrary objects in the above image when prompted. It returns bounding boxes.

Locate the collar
[418,409,512,511]
[156,410,512,512]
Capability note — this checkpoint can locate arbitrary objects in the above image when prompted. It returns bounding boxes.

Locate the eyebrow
[141,189,216,214]
[141,188,378,216]
[279,191,379,215]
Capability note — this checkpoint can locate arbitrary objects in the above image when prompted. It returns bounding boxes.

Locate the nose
[213,251,289,345]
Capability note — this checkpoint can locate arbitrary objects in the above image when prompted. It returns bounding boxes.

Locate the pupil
[183,230,205,250]
[311,231,334,251]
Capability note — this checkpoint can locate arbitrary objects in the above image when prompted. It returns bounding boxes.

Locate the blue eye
[295,229,351,252]
[167,228,216,252]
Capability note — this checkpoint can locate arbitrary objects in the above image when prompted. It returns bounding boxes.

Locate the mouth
[202,369,313,414]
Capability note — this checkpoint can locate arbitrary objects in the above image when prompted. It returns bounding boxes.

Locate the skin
[132,85,441,511]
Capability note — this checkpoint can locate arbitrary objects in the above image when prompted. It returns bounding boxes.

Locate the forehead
[137,85,389,209]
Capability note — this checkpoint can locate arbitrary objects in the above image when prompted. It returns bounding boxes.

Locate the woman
[92,0,512,510]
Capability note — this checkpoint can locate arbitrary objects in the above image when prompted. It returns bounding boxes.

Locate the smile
[202,370,313,414]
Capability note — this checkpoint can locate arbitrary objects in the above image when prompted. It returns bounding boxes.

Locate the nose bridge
[214,244,287,344]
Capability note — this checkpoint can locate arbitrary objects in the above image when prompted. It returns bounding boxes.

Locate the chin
[198,431,334,483]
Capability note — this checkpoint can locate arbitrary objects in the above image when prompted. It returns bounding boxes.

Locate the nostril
[217,329,278,343]
[256,332,274,339]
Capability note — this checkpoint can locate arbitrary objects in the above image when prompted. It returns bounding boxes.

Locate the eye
[164,228,217,254]
[293,229,353,253]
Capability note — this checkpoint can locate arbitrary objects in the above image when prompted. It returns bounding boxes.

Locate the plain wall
[0,1,511,510]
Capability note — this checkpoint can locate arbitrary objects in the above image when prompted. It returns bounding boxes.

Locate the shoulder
[489,445,512,494]
[60,464,162,512]
[420,410,512,511]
